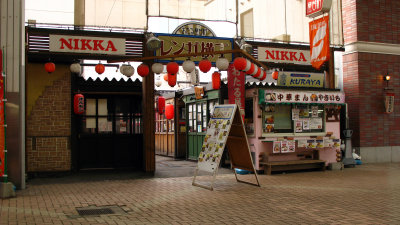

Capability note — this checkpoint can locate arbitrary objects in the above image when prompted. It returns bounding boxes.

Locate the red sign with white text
[309,16,330,70]
[306,0,332,17]
[228,63,245,120]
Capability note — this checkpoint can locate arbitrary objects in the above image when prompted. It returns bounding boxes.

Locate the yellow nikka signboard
[155,35,233,63]
[277,72,325,88]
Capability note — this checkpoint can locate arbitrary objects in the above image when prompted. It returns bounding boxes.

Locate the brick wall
[342,0,400,148]
[343,0,400,44]
[26,64,71,172]
[344,52,400,147]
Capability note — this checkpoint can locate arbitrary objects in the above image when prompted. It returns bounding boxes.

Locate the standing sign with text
[309,16,330,70]
[193,104,260,190]
[228,64,245,120]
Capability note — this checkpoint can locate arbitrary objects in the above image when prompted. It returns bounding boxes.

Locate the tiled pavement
[1,162,400,225]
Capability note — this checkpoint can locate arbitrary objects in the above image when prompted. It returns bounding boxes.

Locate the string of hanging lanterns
[47,52,268,89]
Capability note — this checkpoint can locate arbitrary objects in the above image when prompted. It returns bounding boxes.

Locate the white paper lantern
[70,63,81,74]
[189,69,199,85]
[155,75,162,87]
[182,60,195,73]
[124,65,135,77]
[120,64,127,75]
[242,60,252,72]
[152,63,164,74]
[216,57,229,71]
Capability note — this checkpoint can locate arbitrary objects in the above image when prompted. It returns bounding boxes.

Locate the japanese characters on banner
[263,89,345,104]
[384,92,395,113]
[0,50,4,178]
[309,16,330,70]
[155,35,233,63]
[197,105,235,173]
[228,64,245,120]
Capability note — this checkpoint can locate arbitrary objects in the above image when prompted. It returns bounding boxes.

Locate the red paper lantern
[165,104,174,120]
[245,63,255,75]
[272,70,279,80]
[137,63,150,77]
[259,70,267,81]
[253,67,262,78]
[44,62,56,73]
[212,71,221,90]
[73,94,85,114]
[163,74,168,81]
[158,96,165,115]
[199,59,212,73]
[95,63,105,74]
[233,57,247,71]
[168,73,177,87]
[167,61,179,75]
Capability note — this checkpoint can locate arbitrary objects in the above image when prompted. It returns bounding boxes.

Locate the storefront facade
[25,26,156,174]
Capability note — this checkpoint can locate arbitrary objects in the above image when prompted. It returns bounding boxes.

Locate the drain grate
[76,207,114,216]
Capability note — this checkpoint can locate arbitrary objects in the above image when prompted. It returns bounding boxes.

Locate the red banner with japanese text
[309,16,330,70]
[0,49,4,178]
[228,63,245,121]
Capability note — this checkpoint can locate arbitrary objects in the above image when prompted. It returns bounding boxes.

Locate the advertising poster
[295,120,303,133]
[324,138,333,148]
[302,119,310,130]
[311,106,319,117]
[292,108,300,120]
[197,105,235,173]
[333,139,341,149]
[273,141,281,154]
[310,118,323,129]
[316,139,324,148]
[280,141,289,153]
[298,139,308,148]
[307,139,316,149]
[288,141,296,153]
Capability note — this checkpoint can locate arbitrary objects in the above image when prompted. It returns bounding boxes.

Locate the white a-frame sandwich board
[192,104,260,190]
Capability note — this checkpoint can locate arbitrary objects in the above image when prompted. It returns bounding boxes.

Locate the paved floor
[1,161,400,224]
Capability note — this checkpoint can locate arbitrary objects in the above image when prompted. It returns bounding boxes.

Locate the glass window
[116,117,130,134]
[263,104,325,134]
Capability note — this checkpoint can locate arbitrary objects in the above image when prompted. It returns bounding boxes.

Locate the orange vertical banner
[309,15,330,70]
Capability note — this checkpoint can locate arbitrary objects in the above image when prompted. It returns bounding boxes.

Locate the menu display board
[193,104,260,190]
[197,106,234,173]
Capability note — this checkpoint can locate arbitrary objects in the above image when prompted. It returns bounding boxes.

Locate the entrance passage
[77,95,143,170]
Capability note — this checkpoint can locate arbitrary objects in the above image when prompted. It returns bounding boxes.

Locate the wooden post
[142,48,155,172]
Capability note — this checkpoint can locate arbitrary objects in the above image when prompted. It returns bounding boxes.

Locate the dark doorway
[77,95,143,170]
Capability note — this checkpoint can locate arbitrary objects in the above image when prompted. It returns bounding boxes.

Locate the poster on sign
[193,104,260,190]
[309,16,330,70]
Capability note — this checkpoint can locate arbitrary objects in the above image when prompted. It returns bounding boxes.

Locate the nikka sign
[257,47,311,65]
[306,0,332,18]
[49,35,126,55]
